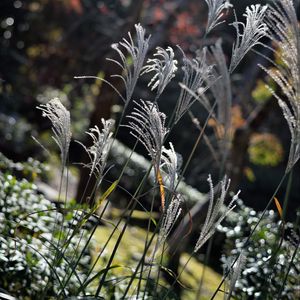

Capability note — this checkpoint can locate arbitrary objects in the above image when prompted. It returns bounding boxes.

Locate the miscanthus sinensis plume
[175,47,214,124]
[77,119,114,178]
[126,100,169,174]
[37,98,71,167]
[142,46,178,97]
[259,0,300,172]
[108,24,150,104]
[160,142,182,196]
[194,175,239,252]
[157,193,183,247]
[205,0,233,34]
[229,4,268,73]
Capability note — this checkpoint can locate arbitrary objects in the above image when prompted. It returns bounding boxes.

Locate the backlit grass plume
[175,47,214,124]
[108,24,150,104]
[37,98,71,167]
[142,46,178,97]
[225,252,246,300]
[126,100,169,174]
[229,4,268,73]
[157,193,183,246]
[205,0,233,34]
[194,175,239,252]
[77,119,114,178]
[260,0,300,172]
[160,142,181,195]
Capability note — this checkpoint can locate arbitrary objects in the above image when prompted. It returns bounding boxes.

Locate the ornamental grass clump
[1,1,300,299]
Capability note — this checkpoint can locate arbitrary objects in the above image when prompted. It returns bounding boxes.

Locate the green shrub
[219,200,299,299]
[0,171,93,299]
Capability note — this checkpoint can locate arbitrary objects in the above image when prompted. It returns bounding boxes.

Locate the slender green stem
[196,237,214,300]
[154,241,166,297]
[162,254,193,300]
[136,193,156,299]
[122,227,160,299]
[282,169,293,220]
[276,216,299,299]
[94,165,153,296]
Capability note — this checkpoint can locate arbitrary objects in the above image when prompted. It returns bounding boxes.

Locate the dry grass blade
[273,197,283,220]
[157,168,166,210]
[208,39,232,145]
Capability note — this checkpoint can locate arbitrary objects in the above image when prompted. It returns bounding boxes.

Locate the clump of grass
[1,1,300,299]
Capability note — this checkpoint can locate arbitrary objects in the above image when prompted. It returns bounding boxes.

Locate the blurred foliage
[0,151,48,181]
[252,79,273,103]
[0,166,94,298]
[0,0,131,159]
[248,133,284,167]
[219,200,299,299]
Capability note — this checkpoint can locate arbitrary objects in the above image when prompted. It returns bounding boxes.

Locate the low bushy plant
[219,200,299,299]
[0,171,93,299]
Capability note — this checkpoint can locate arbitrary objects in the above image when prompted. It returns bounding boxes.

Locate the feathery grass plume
[225,252,246,300]
[175,47,214,124]
[160,142,181,195]
[77,119,114,178]
[157,193,183,246]
[142,46,178,96]
[37,98,71,166]
[229,4,268,73]
[149,193,183,262]
[259,0,300,172]
[126,100,169,173]
[205,0,233,34]
[194,175,239,252]
[108,24,150,104]
[207,39,232,147]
